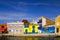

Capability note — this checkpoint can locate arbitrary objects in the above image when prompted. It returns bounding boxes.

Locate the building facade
[38,16,55,33]
[7,22,24,34]
[38,16,55,26]
[24,24,39,34]
[55,15,60,33]
[41,25,55,33]
[0,24,7,33]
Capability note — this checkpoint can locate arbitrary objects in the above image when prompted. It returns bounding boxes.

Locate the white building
[37,16,55,33]
[38,16,55,27]
[7,21,24,34]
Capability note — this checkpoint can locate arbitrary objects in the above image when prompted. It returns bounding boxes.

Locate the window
[38,24,42,30]
[1,26,4,28]
[20,30,22,32]
[11,30,13,32]
[24,25,29,28]
[57,28,59,33]
[38,19,42,23]
[9,30,11,32]
[25,29,28,34]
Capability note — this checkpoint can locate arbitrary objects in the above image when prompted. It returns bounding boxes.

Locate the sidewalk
[0,33,59,36]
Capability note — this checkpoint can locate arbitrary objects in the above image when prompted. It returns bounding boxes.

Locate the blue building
[37,16,55,33]
[41,25,55,33]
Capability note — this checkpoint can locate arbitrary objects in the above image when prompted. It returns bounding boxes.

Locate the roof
[38,16,55,26]
[7,22,24,24]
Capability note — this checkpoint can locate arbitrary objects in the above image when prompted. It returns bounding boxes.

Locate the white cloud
[18,2,49,5]
[18,2,60,6]
[0,16,13,20]
[5,2,28,11]
[6,1,59,12]
[0,12,37,21]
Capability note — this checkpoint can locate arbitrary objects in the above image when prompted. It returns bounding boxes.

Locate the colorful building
[55,15,60,33]
[24,24,39,34]
[22,20,38,34]
[24,16,55,34]
[31,20,42,33]
[0,24,7,33]
[38,16,55,33]
[41,25,55,33]
[0,16,57,34]
[38,16,55,26]
[7,21,24,34]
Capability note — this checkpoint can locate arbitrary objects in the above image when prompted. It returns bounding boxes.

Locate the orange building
[0,24,7,33]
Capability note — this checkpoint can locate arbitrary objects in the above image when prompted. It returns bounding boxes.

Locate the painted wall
[41,26,55,33]
[0,24,7,33]
[7,22,24,34]
[24,24,39,34]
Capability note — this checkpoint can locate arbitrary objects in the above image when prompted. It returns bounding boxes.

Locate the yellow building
[24,24,39,34]
[55,15,60,33]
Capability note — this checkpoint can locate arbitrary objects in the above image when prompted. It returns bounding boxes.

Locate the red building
[0,24,7,33]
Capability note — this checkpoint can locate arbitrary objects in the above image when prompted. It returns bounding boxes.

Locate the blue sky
[0,0,60,24]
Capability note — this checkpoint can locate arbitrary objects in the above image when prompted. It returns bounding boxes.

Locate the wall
[0,24,7,33]
[24,24,39,34]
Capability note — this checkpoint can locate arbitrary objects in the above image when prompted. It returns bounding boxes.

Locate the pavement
[0,33,60,36]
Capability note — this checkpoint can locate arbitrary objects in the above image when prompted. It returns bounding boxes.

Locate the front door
[25,29,28,34]
[57,28,59,33]
[32,26,35,33]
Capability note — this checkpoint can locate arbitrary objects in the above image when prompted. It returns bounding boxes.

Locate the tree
[22,20,30,25]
